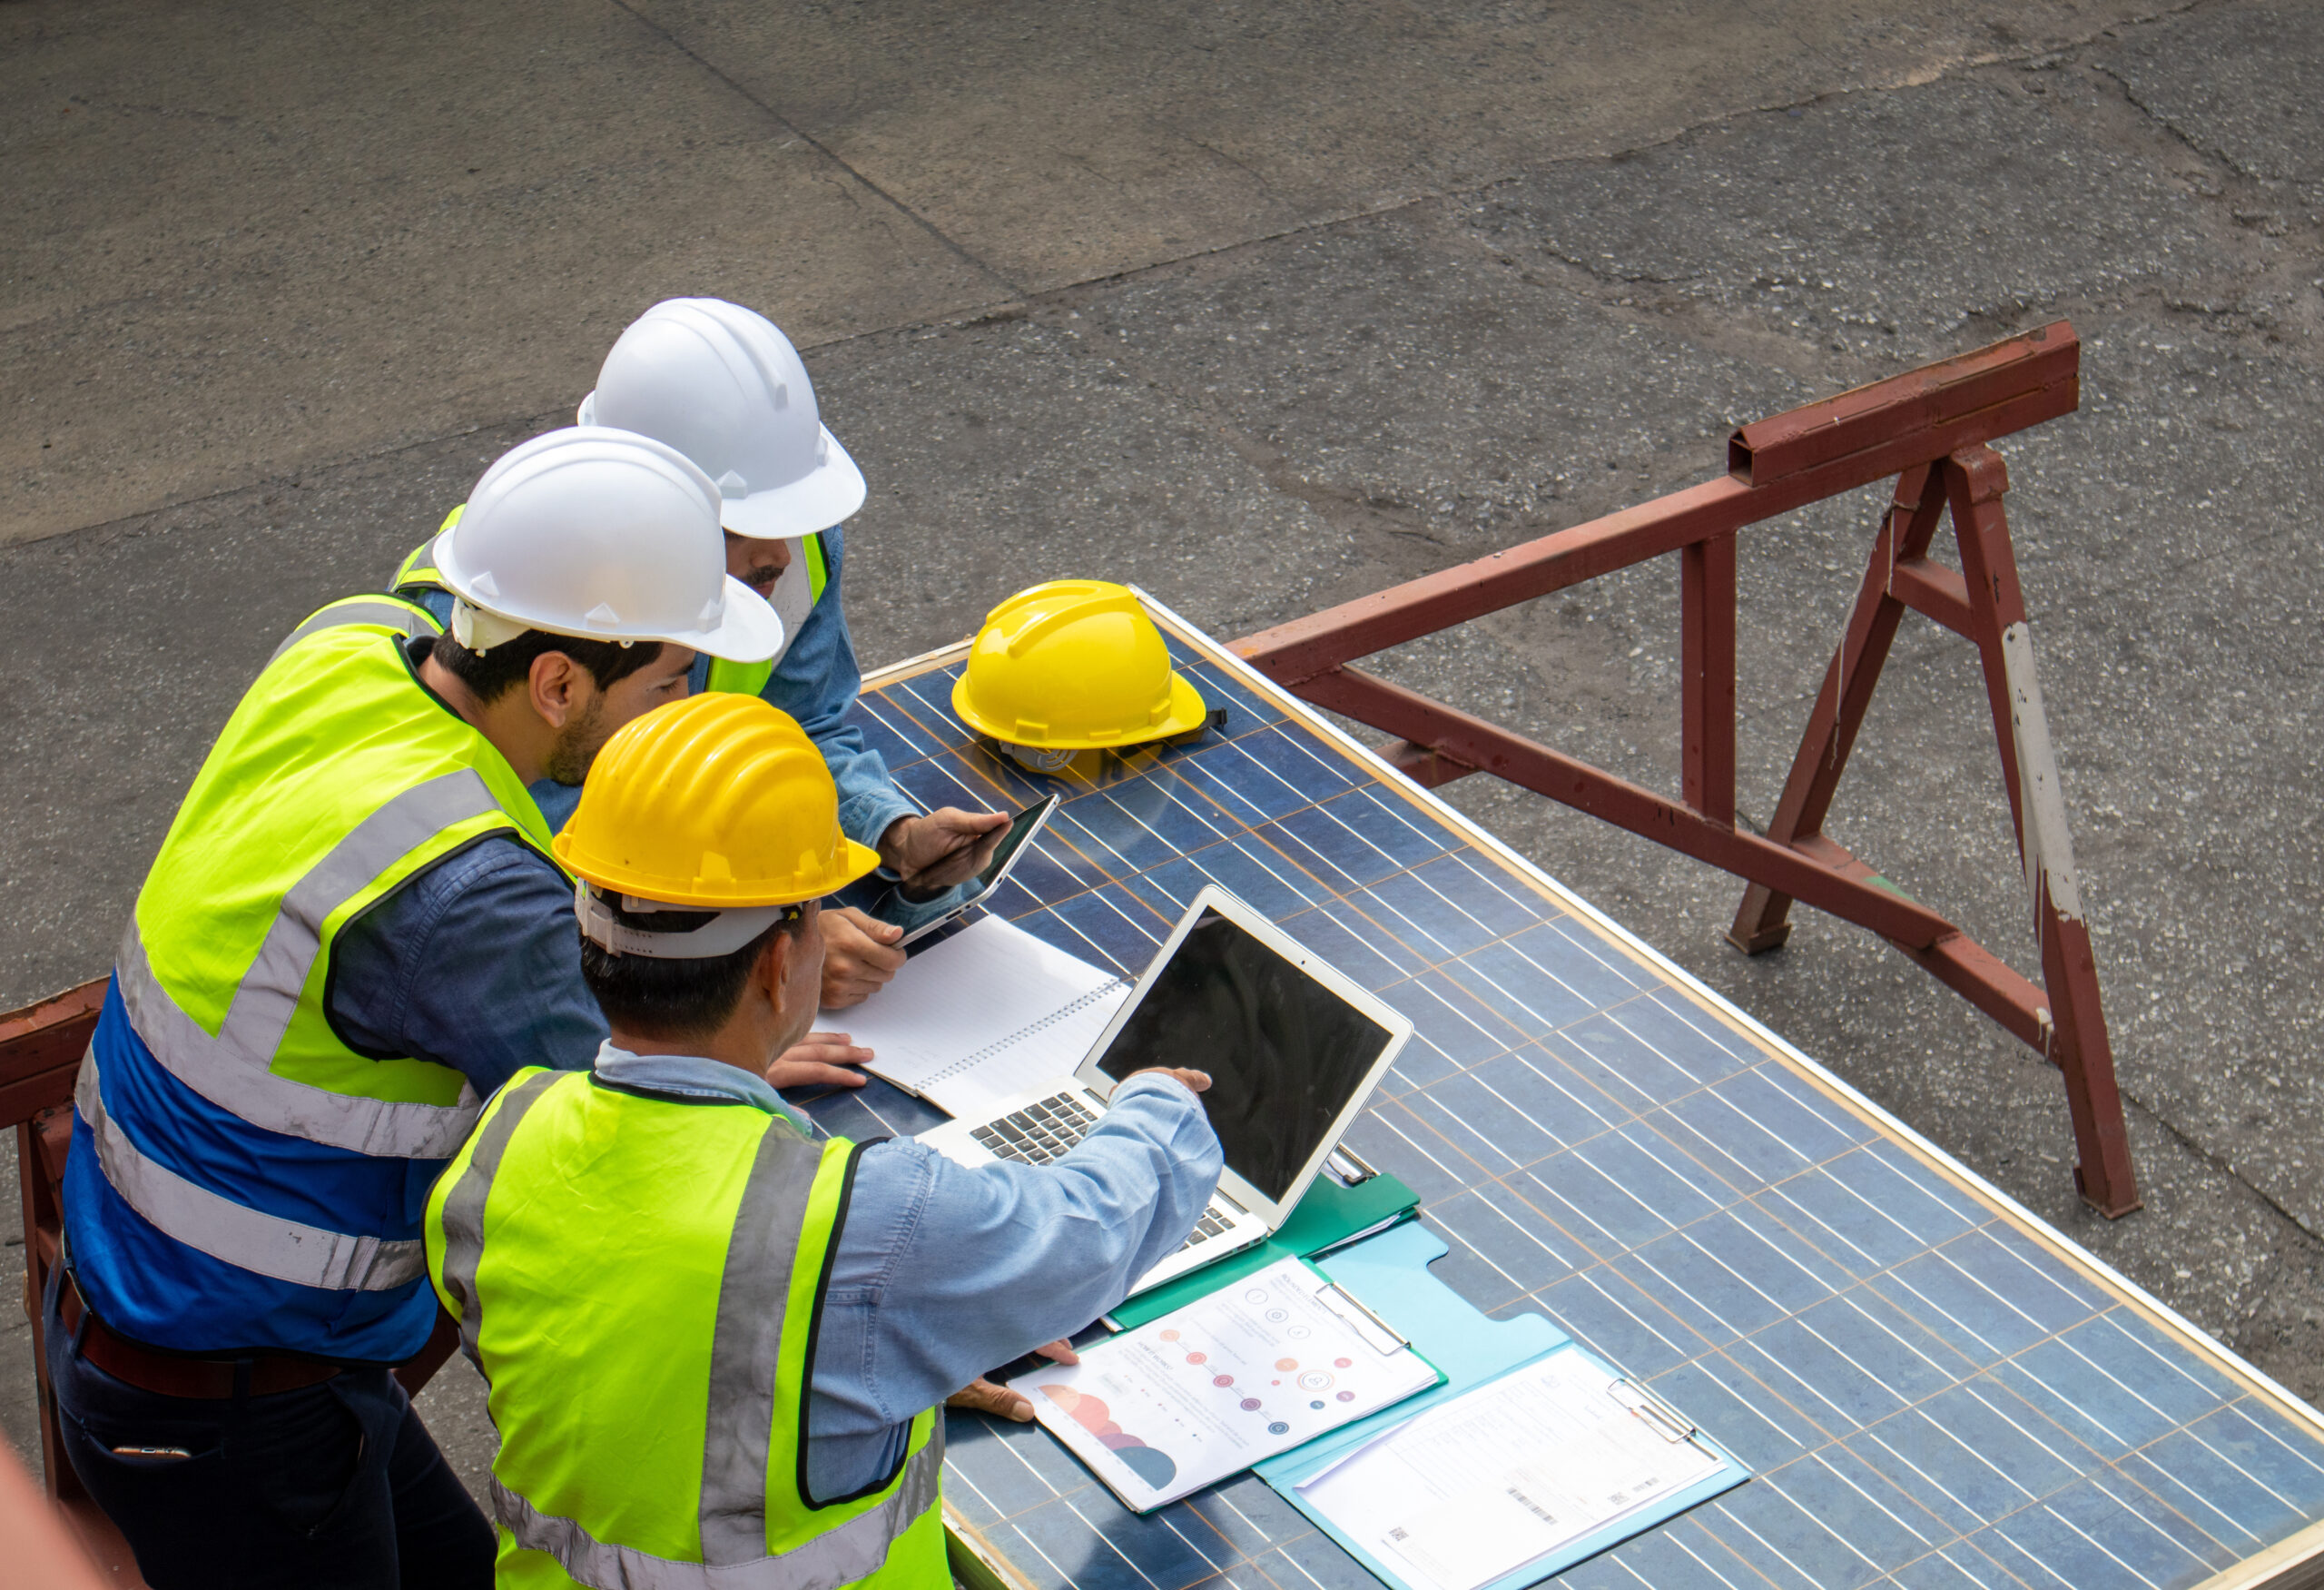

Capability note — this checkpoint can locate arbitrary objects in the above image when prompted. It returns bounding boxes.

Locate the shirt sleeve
[803,1073,1222,1499]
[763,528,918,851]
[326,835,607,1096]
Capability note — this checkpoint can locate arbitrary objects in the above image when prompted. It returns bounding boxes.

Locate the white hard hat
[576,298,866,543]
[431,427,783,664]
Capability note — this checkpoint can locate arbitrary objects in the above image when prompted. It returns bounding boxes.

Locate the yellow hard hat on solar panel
[951,581,1206,752]
[556,693,878,917]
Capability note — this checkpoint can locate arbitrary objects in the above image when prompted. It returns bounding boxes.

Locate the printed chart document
[1298,1346,1724,1590]
[1029,1257,1439,1511]
[821,916,1128,1117]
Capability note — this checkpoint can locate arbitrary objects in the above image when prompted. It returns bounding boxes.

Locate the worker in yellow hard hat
[425,692,1222,1585]
[952,580,1216,777]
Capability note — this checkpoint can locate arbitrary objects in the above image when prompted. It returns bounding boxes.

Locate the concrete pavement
[5,0,2321,1516]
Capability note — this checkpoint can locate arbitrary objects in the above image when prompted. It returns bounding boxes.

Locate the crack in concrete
[18,1,2245,555]
[594,0,1026,301]
[2127,1083,2324,1249]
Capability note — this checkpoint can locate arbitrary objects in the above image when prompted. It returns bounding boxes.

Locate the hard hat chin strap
[575,882,797,959]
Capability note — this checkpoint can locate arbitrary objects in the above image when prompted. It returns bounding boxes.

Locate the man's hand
[765,1032,874,1091]
[1127,1067,1212,1094]
[821,907,905,1010]
[880,809,1009,901]
[945,1340,1080,1422]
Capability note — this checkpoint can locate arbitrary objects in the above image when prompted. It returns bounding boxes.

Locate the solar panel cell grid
[800,614,2324,1589]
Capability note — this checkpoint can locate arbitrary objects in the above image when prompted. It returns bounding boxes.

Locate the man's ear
[755,929,796,1013]
[527,650,589,730]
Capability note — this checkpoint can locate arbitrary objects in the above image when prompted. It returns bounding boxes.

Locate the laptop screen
[1094,909,1396,1202]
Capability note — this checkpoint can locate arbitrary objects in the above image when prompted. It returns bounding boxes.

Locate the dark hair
[579,898,803,1041]
[429,629,666,704]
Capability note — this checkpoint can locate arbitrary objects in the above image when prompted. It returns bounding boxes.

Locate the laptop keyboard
[1177,1208,1233,1251]
[970,1093,1095,1164]
[969,1092,1236,1253]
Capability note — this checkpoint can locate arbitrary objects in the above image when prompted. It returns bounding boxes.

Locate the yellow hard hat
[555,693,879,910]
[951,581,1206,750]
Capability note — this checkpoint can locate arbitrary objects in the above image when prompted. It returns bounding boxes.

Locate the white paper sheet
[820,916,1128,1117]
[1296,1346,1721,1590]
[1028,1257,1440,1510]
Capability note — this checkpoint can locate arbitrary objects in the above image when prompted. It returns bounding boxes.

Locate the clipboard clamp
[1311,1279,1407,1352]
[1608,1378,1698,1443]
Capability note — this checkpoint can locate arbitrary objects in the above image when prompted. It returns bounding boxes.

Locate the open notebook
[820,916,1130,1118]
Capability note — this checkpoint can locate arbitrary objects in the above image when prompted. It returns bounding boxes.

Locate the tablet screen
[1094,910,1394,1201]
[977,796,1056,890]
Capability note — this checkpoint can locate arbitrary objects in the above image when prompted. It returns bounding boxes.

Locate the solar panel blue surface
[796,607,2324,1590]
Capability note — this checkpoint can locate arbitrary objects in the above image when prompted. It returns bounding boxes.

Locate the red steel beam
[0,979,103,1131]
[1680,532,1738,825]
[1234,324,2136,1214]
[1302,664,1958,949]
[1728,465,1947,953]
[1234,322,2077,685]
[1727,322,2076,486]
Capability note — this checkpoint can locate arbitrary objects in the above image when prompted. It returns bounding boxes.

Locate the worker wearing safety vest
[48,429,807,1589]
[391,298,1008,1016]
[425,691,1221,1587]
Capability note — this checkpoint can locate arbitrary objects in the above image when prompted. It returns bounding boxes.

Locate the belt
[59,1274,344,1399]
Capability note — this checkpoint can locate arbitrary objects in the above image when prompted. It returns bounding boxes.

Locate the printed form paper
[1297,1346,1722,1590]
[1028,1257,1439,1511]
[820,916,1128,1117]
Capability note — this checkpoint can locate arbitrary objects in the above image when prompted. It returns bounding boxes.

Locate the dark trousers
[44,1275,496,1590]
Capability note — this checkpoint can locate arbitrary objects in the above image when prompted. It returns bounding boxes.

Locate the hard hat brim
[714,428,868,541]
[556,835,882,910]
[430,528,787,665]
[578,392,866,542]
[951,668,1209,750]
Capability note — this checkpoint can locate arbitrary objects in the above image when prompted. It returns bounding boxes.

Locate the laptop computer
[917,885,1414,1297]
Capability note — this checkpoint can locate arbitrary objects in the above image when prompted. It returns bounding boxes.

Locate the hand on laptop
[821,907,906,1009]
[946,1339,1080,1422]
[1128,1067,1212,1094]
[764,1032,875,1091]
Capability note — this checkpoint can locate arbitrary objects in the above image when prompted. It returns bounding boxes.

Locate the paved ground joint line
[596,0,1025,299]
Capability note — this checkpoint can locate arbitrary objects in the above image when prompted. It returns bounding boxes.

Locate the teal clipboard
[1108,1170,1420,1330]
[1255,1223,1750,1589]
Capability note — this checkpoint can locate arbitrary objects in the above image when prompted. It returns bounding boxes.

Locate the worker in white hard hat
[48,429,868,1588]
[389,299,1006,1015]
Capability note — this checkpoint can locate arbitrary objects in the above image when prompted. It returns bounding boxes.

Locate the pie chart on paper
[1038,1384,1179,1491]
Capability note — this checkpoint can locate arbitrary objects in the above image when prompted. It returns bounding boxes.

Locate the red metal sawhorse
[1234,321,2139,1217]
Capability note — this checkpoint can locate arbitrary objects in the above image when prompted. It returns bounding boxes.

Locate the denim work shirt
[593,1044,1224,1501]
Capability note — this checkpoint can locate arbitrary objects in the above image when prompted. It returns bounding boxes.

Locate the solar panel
[796,597,2324,1590]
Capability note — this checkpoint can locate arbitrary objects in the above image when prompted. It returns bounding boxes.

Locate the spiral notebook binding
[919,978,1131,1088]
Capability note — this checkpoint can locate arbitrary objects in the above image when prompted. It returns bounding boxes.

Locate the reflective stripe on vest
[94,624,553,1292]
[486,1437,944,1590]
[76,1047,428,1291]
[111,767,495,1160]
[269,595,442,665]
[428,1072,941,1588]
[433,1069,560,1368]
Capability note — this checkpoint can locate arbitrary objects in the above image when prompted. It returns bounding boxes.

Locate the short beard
[543,694,611,787]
